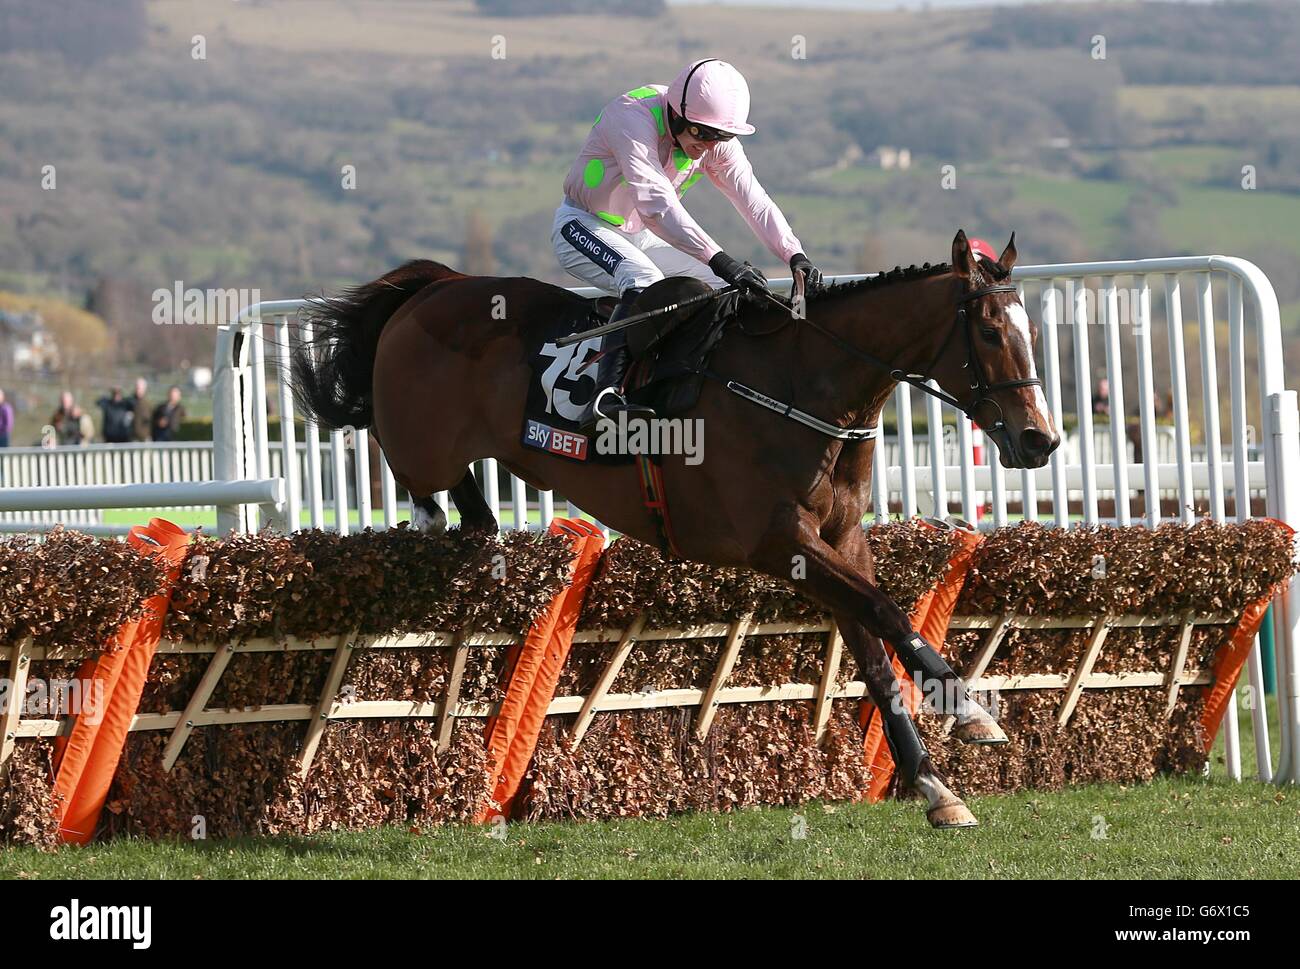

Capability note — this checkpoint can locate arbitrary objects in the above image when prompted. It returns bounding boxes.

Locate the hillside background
[1,0,1299,439]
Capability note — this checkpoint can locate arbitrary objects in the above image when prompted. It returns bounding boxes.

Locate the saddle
[520,281,737,467]
[618,285,741,418]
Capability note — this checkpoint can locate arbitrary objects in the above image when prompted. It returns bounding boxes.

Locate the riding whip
[554,286,737,347]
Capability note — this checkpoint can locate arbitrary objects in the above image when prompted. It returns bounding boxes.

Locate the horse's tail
[290,260,458,430]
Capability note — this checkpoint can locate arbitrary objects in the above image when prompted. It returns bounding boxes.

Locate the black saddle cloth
[520,280,736,466]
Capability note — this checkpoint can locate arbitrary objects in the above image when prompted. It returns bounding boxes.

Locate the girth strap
[636,452,682,557]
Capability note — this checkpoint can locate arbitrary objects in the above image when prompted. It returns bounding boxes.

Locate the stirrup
[578,388,655,437]
[594,387,656,422]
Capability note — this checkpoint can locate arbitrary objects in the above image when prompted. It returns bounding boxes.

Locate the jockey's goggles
[684,121,735,142]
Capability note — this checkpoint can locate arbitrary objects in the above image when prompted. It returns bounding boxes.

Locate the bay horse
[290,230,1059,828]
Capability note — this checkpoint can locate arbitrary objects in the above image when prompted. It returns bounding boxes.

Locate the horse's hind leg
[402,472,496,535]
[450,469,498,534]
[410,494,447,535]
[837,618,978,830]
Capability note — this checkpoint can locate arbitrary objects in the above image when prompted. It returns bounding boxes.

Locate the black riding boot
[578,289,656,436]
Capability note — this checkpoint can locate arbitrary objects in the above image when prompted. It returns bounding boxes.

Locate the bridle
[622,271,1045,447]
[797,278,1043,434]
[921,281,1042,432]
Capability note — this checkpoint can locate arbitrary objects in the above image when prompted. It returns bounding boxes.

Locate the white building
[0,310,59,372]
[872,146,912,171]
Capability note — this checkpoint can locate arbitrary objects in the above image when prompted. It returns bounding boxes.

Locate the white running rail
[0,256,1295,785]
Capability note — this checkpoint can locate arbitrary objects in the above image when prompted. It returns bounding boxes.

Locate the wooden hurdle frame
[0,609,1236,779]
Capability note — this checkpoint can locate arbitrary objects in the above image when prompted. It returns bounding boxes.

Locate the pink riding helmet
[666,59,756,136]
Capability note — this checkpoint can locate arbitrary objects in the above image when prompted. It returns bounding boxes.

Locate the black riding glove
[789,252,825,294]
[709,251,769,297]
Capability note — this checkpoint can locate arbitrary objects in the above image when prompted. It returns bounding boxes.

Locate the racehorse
[290,230,1059,828]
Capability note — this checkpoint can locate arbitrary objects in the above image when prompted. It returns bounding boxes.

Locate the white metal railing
[216,257,1300,788]
[0,441,215,533]
[2,256,1296,787]
[1008,258,1299,791]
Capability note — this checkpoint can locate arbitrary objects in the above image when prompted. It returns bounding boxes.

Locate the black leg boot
[577,290,656,437]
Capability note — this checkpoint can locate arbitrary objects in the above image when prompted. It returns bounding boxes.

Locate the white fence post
[1267,390,1300,784]
[212,323,252,535]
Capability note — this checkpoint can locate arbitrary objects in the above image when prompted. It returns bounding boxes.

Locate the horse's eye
[980,326,1002,344]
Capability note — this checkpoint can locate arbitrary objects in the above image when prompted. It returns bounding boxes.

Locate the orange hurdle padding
[860,520,983,802]
[52,519,191,844]
[1200,519,1295,749]
[50,657,99,775]
[1200,590,1277,749]
[478,518,605,822]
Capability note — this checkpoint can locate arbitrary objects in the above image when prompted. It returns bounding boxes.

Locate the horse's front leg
[830,524,1007,746]
[752,512,980,827]
[834,616,977,829]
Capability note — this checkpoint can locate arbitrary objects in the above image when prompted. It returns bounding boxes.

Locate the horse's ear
[952,230,976,279]
[999,232,1018,271]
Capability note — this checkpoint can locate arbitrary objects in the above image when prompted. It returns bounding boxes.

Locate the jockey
[552,58,824,429]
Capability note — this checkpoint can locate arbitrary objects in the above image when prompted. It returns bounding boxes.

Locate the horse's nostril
[1020,428,1054,457]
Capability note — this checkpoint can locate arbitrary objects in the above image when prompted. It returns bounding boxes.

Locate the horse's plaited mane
[812,261,949,300]
[810,255,1010,302]
[717,254,1011,325]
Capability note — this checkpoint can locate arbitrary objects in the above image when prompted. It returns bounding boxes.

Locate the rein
[789,280,1041,435]
[633,275,1041,558]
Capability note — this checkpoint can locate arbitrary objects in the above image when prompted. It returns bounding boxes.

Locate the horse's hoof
[927,799,979,830]
[952,716,1009,745]
[411,504,447,536]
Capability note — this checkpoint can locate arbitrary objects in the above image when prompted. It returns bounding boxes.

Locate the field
[1117,84,1300,127]
[8,0,1300,396]
[3,776,1296,879]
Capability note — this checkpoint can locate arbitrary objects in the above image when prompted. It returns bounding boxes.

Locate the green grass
[1160,184,1300,257]
[1119,85,1300,125]
[2,775,1296,879]
[1013,174,1132,252]
[1142,145,1241,184]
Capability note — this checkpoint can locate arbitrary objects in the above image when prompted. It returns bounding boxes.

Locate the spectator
[97,387,135,443]
[75,405,95,444]
[1092,378,1111,418]
[51,391,84,445]
[151,385,186,441]
[1126,417,1143,463]
[130,377,152,442]
[0,389,13,447]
